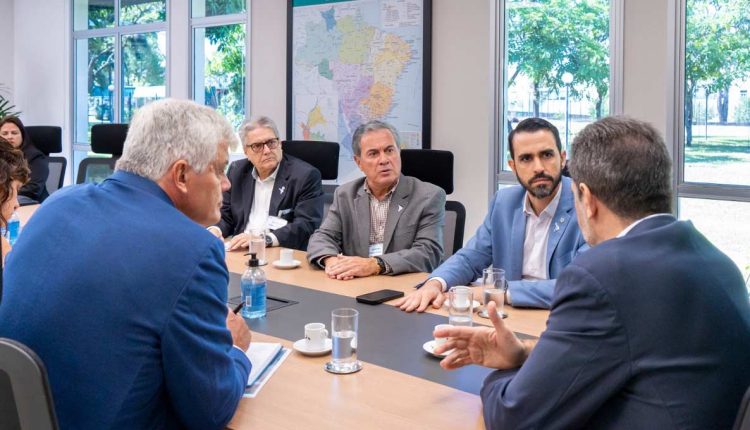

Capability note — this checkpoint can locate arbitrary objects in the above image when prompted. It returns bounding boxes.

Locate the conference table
[223,248,549,430]
[16,205,550,430]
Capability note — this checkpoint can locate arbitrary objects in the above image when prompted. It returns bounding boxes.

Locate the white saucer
[442,299,481,310]
[293,338,332,356]
[273,259,301,269]
[423,340,453,358]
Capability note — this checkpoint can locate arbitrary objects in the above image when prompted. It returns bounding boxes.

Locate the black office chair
[400,149,466,258]
[25,126,67,195]
[0,338,59,430]
[76,123,128,184]
[735,385,750,430]
[282,140,340,216]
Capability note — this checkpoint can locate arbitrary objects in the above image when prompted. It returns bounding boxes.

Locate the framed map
[287,0,432,182]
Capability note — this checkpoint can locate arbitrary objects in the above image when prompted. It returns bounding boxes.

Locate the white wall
[0,0,14,96]
[9,0,678,239]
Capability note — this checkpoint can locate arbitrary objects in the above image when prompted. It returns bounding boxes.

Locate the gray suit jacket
[307,175,446,275]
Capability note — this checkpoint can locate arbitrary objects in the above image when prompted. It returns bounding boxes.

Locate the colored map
[292,0,426,181]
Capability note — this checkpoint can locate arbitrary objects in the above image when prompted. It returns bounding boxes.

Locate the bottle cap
[247,252,259,267]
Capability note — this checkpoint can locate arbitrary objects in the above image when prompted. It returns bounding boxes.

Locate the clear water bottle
[241,253,267,319]
[7,211,20,246]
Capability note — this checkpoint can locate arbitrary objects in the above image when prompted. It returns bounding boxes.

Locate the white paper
[244,346,290,398]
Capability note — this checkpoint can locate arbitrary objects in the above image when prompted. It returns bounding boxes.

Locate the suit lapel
[545,178,574,265]
[383,178,409,252]
[354,184,370,256]
[509,205,526,280]
[268,158,289,217]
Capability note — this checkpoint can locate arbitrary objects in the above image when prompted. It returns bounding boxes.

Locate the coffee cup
[280,248,294,265]
[304,322,328,349]
[433,323,452,348]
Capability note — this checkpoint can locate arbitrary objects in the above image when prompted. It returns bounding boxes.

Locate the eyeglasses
[245,138,280,153]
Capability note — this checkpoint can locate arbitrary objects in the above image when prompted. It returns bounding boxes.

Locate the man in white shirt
[212,116,324,251]
[395,118,587,311]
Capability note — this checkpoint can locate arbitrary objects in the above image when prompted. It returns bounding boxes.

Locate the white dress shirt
[521,185,562,281]
[246,165,280,245]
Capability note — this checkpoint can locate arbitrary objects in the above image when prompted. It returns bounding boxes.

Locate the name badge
[368,243,384,257]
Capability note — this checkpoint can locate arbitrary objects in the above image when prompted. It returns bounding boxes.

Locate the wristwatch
[265,235,273,247]
[374,256,386,275]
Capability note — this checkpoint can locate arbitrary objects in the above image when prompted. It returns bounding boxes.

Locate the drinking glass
[248,229,266,265]
[478,268,507,319]
[325,308,362,374]
[448,286,473,326]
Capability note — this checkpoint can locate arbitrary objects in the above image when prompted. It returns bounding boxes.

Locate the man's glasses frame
[245,138,280,153]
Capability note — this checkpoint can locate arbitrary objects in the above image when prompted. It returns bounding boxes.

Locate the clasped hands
[323,255,379,280]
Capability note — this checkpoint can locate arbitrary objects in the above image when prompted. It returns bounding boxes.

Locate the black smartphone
[356,289,404,305]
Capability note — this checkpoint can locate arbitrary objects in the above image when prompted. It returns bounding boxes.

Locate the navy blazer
[481,216,750,429]
[217,154,324,250]
[430,176,587,308]
[0,171,251,429]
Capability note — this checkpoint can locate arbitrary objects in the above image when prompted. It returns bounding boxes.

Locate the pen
[233,301,244,314]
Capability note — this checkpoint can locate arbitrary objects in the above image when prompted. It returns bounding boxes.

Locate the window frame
[667,0,750,206]
[490,0,625,196]
[189,1,251,137]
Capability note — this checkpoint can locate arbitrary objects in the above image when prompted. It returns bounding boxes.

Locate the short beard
[517,172,562,199]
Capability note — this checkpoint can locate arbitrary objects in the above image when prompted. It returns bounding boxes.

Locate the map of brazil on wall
[290,0,430,181]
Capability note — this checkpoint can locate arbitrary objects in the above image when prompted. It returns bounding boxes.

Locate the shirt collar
[364,179,399,200]
[523,183,562,219]
[616,213,673,238]
[251,162,280,183]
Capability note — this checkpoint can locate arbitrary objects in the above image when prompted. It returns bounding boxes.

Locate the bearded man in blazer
[307,120,445,279]
[212,116,324,251]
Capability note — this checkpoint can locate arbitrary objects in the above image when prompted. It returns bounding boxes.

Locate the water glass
[325,308,362,374]
[448,286,473,326]
[479,268,507,319]
[248,229,266,265]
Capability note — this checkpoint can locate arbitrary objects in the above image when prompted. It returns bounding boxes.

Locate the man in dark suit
[212,116,323,251]
[0,99,252,429]
[307,120,445,279]
[434,116,750,429]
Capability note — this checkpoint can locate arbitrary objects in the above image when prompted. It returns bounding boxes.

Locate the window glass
[121,32,167,123]
[193,24,246,128]
[120,0,167,26]
[678,197,750,280]
[683,0,750,186]
[74,0,115,31]
[74,37,115,145]
[500,0,610,172]
[191,0,246,18]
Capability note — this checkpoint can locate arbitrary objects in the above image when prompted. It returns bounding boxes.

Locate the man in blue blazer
[434,116,750,429]
[212,116,323,251]
[397,118,586,310]
[0,99,253,429]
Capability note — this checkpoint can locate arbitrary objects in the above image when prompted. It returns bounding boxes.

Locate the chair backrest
[399,149,464,256]
[0,338,58,430]
[735,385,750,430]
[76,157,118,185]
[282,140,339,180]
[443,200,466,258]
[25,126,62,155]
[90,123,128,156]
[400,149,454,195]
[75,124,128,184]
[46,157,67,194]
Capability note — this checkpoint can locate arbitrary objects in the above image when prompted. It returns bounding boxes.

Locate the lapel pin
[398,205,403,212]
[554,223,560,232]
[279,186,285,195]
[559,217,565,223]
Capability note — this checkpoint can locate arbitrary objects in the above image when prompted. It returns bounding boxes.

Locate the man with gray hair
[212,116,324,251]
[432,116,750,429]
[0,99,253,429]
[307,120,445,279]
